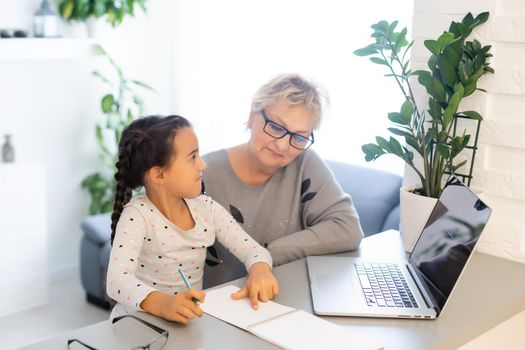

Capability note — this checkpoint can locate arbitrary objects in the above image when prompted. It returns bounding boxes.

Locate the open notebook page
[249,308,381,350]
[201,285,382,350]
[200,284,295,329]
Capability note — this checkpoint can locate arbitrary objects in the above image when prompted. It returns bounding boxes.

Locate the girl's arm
[106,206,157,309]
[140,289,205,324]
[210,199,278,309]
[107,206,205,322]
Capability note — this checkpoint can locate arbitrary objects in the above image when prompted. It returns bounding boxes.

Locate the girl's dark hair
[110,115,191,245]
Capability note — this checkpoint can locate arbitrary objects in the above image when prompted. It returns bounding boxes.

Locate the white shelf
[0,38,98,60]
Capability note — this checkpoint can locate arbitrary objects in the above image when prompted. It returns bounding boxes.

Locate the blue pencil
[178,268,200,303]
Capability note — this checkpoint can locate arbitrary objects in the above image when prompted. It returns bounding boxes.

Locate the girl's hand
[143,289,206,324]
[231,262,279,309]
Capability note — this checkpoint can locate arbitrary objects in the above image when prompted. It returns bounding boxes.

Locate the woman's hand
[231,262,279,309]
[141,289,206,324]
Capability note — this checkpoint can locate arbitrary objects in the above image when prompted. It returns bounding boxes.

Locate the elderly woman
[202,74,363,287]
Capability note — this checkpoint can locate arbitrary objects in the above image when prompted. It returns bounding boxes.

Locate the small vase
[399,187,437,253]
[33,0,60,38]
[2,134,15,162]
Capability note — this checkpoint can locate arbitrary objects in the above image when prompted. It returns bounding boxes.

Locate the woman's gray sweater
[201,149,363,287]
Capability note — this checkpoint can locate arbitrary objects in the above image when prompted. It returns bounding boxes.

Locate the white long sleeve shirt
[107,194,272,317]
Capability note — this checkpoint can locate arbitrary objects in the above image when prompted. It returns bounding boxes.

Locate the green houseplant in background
[58,0,147,27]
[354,12,493,199]
[82,45,155,214]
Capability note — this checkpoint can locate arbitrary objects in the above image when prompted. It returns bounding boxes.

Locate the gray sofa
[80,214,113,309]
[79,161,402,308]
[325,161,401,236]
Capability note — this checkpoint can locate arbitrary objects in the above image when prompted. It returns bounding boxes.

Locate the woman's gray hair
[250,74,329,129]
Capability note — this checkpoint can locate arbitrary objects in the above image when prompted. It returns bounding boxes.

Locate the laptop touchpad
[315,273,353,294]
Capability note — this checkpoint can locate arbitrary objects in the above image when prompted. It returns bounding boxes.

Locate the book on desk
[201,284,382,350]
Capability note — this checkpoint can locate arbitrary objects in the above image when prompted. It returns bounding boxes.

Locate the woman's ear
[146,166,165,185]
[247,111,256,129]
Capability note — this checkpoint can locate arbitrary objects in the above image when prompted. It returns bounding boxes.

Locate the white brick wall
[411,0,525,263]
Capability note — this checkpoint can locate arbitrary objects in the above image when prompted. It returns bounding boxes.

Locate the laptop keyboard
[355,263,419,308]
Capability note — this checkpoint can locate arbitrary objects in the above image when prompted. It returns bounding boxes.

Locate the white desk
[22,230,525,349]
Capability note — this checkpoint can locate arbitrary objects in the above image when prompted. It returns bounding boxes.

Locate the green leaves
[443,83,464,127]
[362,136,408,162]
[459,110,482,120]
[355,19,411,72]
[437,54,457,88]
[424,40,441,56]
[475,12,490,25]
[81,173,114,215]
[354,44,380,56]
[362,143,385,161]
[400,99,414,121]
[388,127,412,138]
[101,94,115,113]
[437,143,451,159]
[356,12,493,198]
[370,57,388,66]
[59,0,74,19]
[81,45,155,214]
[58,0,147,27]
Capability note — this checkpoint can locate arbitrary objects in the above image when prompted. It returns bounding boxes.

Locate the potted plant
[354,12,493,251]
[58,0,147,35]
[82,44,155,214]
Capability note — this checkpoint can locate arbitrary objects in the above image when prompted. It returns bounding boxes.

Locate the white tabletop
[22,230,525,350]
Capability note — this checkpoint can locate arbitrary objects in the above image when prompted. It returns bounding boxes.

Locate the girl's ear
[146,166,165,185]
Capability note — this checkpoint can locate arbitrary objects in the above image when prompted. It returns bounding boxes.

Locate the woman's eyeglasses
[260,109,315,150]
[68,315,168,350]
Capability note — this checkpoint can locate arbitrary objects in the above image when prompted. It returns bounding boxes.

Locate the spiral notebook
[201,285,382,350]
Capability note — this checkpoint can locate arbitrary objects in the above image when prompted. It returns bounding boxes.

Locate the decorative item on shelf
[2,133,15,163]
[58,0,147,37]
[81,45,155,214]
[354,12,494,252]
[0,29,29,38]
[33,0,61,38]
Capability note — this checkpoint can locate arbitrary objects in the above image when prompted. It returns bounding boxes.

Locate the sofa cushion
[101,240,112,270]
[326,161,401,236]
[382,204,400,232]
[81,213,112,245]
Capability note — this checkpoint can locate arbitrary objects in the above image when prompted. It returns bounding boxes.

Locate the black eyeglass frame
[67,315,169,350]
[260,109,315,150]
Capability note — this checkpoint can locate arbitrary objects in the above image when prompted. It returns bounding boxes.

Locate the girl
[107,115,279,324]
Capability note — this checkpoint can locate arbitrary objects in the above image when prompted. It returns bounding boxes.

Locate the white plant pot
[63,21,88,38]
[85,16,110,38]
[399,187,438,253]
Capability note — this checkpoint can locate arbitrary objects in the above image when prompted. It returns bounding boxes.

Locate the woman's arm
[267,151,364,266]
[209,198,273,270]
[209,199,278,308]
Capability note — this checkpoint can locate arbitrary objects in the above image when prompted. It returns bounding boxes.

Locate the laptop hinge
[406,263,436,310]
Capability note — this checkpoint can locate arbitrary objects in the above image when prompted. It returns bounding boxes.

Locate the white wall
[411,0,525,263]
[3,0,523,283]
[169,0,413,175]
[0,0,173,280]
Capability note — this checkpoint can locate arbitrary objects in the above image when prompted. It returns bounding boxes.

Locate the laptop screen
[408,176,492,311]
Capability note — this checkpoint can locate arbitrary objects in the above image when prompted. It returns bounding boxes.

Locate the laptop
[306,175,492,319]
